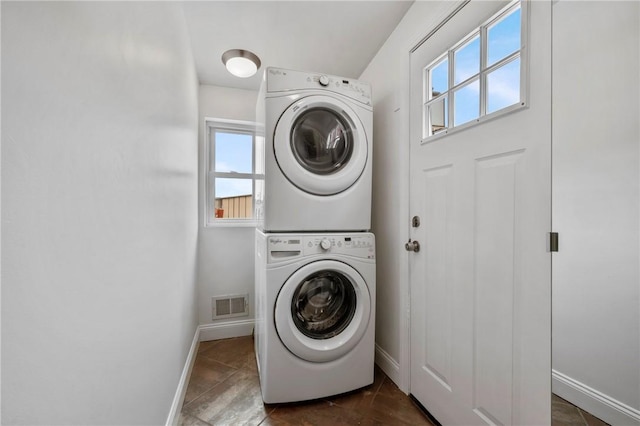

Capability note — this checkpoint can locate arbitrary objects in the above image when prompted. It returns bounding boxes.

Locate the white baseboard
[552,369,640,426]
[165,320,256,425]
[198,318,255,342]
[165,328,200,426]
[375,343,401,389]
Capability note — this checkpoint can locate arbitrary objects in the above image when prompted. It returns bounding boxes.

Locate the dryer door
[274,260,371,363]
[274,95,368,196]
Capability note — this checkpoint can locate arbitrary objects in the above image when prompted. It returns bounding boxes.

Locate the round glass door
[290,108,354,176]
[275,260,371,363]
[291,270,357,339]
[274,95,368,196]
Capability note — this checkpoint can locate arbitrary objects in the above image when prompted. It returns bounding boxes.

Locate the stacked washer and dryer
[254,67,375,403]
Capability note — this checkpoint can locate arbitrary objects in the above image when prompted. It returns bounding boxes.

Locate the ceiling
[181,1,414,91]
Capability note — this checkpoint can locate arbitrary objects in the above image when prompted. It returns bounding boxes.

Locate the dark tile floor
[179,336,434,425]
[180,336,610,426]
[552,394,609,426]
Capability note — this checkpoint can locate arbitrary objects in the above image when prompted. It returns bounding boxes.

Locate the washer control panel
[266,67,371,107]
[267,233,375,263]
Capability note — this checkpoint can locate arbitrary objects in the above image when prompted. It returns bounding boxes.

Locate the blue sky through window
[215,131,253,198]
[426,3,521,136]
[454,80,479,126]
[487,57,520,114]
[488,7,521,67]
[455,35,480,85]
[215,132,252,173]
[215,178,252,199]
[431,58,448,96]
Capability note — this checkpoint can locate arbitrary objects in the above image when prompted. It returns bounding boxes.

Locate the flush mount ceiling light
[221,49,261,78]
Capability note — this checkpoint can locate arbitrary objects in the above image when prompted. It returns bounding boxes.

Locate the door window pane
[454,80,480,126]
[426,96,448,137]
[430,58,449,98]
[487,6,521,67]
[215,132,253,173]
[421,1,524,140]
[487,58,521,114]
[454,34,480,85]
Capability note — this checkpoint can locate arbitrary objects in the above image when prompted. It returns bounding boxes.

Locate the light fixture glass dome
[222,49,261,78]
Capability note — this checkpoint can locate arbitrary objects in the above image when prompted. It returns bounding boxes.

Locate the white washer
[254,230,376,403]
[255,67,373,232]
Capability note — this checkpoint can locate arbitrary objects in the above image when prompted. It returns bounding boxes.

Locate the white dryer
[254,230,376,403]
[255,67,372,232]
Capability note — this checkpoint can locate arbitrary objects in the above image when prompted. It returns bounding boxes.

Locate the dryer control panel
[266,233,375,263]
[266,67,371,107]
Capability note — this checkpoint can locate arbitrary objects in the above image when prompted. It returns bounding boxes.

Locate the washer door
[275,260,371,363]
[274,95,368,196]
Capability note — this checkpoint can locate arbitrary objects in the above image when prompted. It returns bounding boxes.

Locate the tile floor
[179,336,609,426]
[552,394,609,426]
[179,336,434,425]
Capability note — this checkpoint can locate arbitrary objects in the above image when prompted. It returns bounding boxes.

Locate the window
[424,1,525,139]
[205,119,261,226]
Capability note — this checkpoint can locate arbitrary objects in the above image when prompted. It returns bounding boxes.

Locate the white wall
[197,85,258,333]
[552,2,640,424]
[359,1,465,390]
[1,2,199,424]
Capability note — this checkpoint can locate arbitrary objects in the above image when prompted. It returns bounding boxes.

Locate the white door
[409,1,551,425]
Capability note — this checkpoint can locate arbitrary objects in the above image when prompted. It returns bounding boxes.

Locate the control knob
[319,75,330,87]
[320,239,331,251]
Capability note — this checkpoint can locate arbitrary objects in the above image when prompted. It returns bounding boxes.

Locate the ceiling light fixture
[221,49,261,78]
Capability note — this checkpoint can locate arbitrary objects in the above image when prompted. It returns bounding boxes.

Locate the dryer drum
[290,108,354,175]
[292,270,357,339]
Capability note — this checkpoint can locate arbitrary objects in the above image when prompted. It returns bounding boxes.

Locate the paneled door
[408,1,551,424]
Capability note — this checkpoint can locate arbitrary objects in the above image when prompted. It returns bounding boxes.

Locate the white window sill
[204,220,258,228]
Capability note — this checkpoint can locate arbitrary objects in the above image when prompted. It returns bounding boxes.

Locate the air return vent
[212,294,249,320]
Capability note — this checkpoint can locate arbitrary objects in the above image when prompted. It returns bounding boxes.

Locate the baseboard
[165,328,200,426]
[552,369,640,426]
[198,318,255,342]
[165,320,256,425]
[375,343,401,388]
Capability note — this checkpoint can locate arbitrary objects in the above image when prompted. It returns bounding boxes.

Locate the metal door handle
[405,239,420,253]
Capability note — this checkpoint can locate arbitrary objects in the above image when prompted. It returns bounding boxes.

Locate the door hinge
[549,232,559,252]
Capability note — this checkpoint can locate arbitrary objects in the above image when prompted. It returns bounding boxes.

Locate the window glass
[487,57,521,114]
[430,58,448,98]
[487,6,521,67]
[426,96,448,136]
[206,119,258,225]
[422,1,524,139]
[215,131,252,174]
[214,178,253,219]
[454,34,480,85]
[454,80,480,126]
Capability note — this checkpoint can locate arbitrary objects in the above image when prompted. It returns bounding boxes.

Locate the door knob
[405,239,420,253]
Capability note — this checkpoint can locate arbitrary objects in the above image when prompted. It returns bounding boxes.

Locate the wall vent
[212,294,249,320]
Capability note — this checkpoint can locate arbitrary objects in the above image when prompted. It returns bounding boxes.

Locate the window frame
[422,0,529,142]
[204,118,260,227]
